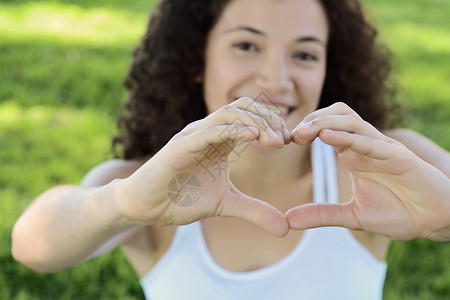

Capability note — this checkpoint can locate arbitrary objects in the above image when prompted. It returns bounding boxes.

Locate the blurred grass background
[0,0,449,299]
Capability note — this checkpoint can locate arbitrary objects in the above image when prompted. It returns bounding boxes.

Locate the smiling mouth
[233,97,297,117]
[263,103,297,117]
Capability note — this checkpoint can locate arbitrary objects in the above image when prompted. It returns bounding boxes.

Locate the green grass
[365,0,450,150]
[1,0,449,299]
[365,1,450,299]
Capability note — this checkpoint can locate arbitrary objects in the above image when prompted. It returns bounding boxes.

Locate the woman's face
[203,0,329,130]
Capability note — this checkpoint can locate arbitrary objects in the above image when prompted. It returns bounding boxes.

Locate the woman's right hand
[113,97,291,236]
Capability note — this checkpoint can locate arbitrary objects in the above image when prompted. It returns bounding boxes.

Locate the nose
[255,50,294,95]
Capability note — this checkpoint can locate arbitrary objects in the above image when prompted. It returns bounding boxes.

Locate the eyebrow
[224,26,326,46]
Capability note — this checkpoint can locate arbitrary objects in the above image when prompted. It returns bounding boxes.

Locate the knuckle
[348,114,361,124]
[333,101,349,110]
[234,97,253,106]
[245,111,267,128]
[221,104,235,112]
[302,115,313,123]
[217,104,238,116]
[349,114,359,120]
[362,119,374,129]
[184,120,201,130]
[309,118,321,127]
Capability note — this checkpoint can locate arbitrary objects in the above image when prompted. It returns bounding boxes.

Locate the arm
[11,160,144,273]
[287,103,450,242]
[385,128,450,177]
[12,97,291,273]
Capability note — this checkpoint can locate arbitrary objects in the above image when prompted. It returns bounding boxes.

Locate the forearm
[12,179,141,273]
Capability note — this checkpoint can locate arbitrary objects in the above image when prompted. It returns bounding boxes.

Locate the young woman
[12,0,450,299]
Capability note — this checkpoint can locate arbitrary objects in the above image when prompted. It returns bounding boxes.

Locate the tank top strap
[312,138,326,204]
[324,139,339,204]
[311,138,339,204]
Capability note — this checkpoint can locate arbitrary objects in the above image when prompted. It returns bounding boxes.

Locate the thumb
[219,185,289,237]
[286,202,362,231]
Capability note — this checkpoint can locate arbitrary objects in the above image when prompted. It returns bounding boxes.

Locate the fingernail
[282,126,290,137]
[267,128,279,140]
[291,132,297,143]
[282,126,291,144]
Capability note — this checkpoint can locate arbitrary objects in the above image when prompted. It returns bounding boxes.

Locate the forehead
[214,0,329,41]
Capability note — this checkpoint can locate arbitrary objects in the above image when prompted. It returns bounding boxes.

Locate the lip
[235,96,296,111]
[232,96,298,119]
[255,98,297,109]
[256,101,297,117]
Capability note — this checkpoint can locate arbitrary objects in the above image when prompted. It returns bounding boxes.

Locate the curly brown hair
[113,0,400,160]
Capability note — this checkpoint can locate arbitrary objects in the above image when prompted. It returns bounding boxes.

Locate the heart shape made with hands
[163,101,445,241]
[204,115,437,242]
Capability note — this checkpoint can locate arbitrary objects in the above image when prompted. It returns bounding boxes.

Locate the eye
[294,52,317,62]
[232,42,258,52]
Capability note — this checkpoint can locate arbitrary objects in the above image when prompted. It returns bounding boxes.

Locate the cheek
[203,64,226,113]
[308,67,326,95]
[298,70,326,106]
[289,69,326,127]
[307,79,324,108]
[203,54,251,113]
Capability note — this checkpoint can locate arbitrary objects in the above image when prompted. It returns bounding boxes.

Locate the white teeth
[264,103,289,116]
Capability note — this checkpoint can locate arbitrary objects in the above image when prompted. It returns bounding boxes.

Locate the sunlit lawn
[1,0,449,299]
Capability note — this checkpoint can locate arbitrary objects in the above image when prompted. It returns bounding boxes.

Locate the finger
[180,108,282,147]
[319,129,395,160]
[181,124,261,153]
[286,202,362,231]
[179,119,204,135]
[290,102,358,144]
[302,102,358,123]
[209,105,284,147]
[291,114,390,146]
[231,97,291,144]
[182,99,288,146]
[219,185,289,237]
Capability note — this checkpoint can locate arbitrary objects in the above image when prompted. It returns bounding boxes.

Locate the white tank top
[140,139,387,299]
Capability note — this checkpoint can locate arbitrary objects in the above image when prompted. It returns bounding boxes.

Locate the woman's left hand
[286,102,450,242]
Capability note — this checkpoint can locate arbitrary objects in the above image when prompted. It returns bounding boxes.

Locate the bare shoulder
[81,157,148,187]
[384,128,450,177]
